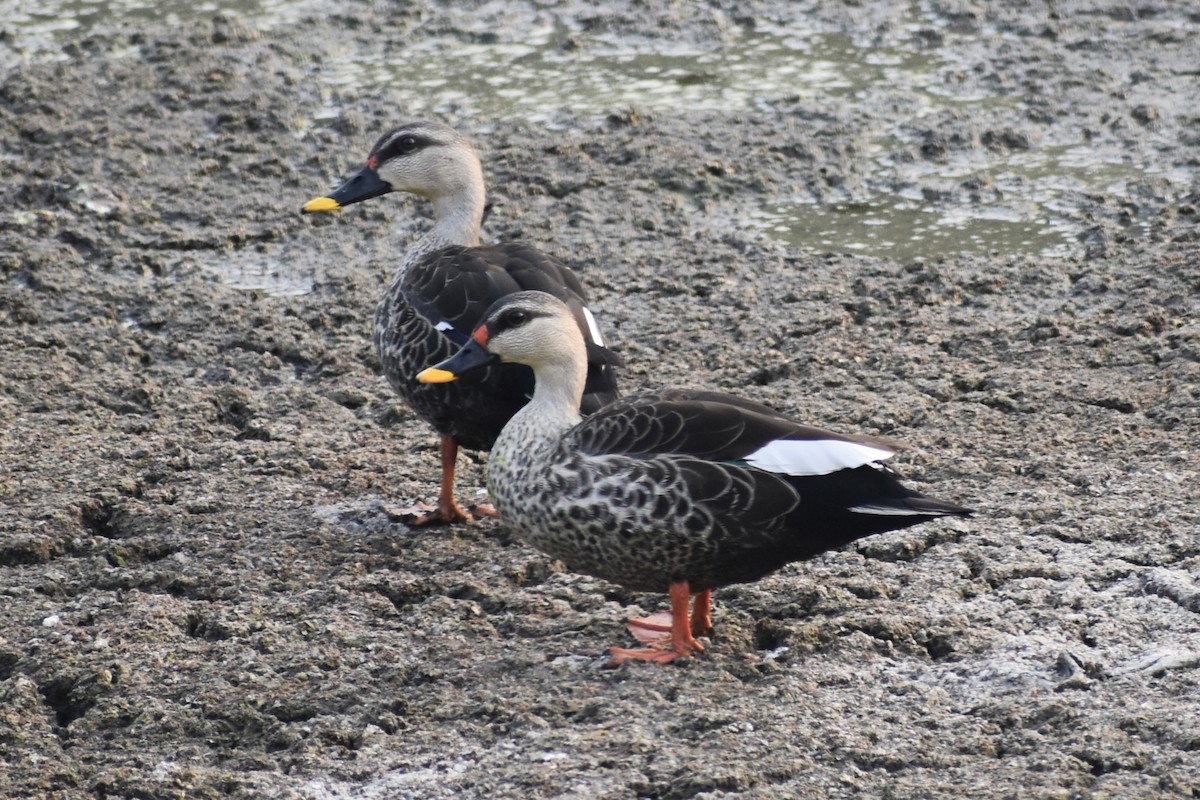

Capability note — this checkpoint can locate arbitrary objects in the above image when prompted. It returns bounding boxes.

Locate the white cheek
[744,438,894,476]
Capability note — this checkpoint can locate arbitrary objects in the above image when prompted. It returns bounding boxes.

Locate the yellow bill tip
[417,367,457,384]
[302,196,342,214]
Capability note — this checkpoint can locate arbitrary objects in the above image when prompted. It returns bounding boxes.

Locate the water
[1,0,325,59]
[4,0,1194,293]
[198,250,315,298]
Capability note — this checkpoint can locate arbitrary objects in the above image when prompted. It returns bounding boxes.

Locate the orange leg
[690,589,713,638]
[610,581,705,665]
[398,436,496,525]
[624,589,714,642]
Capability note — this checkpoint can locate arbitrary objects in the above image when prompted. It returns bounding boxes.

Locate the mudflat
[2,2,1197,798]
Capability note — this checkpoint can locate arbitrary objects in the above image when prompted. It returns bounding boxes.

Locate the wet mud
[1,1,1198,798]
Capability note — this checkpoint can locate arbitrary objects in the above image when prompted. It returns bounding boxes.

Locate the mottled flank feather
[491,386,970,593]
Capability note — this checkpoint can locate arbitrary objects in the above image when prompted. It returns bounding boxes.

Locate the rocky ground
[1,1,1198,798]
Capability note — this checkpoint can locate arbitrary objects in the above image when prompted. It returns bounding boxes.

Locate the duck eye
[503,309,528,327]
[399,135,418,150]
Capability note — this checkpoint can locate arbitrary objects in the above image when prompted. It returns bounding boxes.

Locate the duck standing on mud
[419,291,972,665]
[303,121,619,525]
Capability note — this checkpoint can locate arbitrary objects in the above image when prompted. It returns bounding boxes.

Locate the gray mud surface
[2,2,1199,798]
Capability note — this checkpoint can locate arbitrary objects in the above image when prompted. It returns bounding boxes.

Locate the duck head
[417,292,588,385]
[302,120,485,215]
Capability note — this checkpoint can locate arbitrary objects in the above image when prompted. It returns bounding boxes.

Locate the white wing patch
[435,321,455,333]
[581,307,604,346]
[744,438,893,477]
[848,503,926,516]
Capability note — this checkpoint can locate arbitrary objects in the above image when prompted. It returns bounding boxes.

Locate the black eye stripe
[370,132,428,164]
[491,308,531,334]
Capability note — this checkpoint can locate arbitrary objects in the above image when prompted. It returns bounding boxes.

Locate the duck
[418,291,972,665]
[302,121,620,524]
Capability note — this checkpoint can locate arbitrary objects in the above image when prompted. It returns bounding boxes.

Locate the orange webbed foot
[385,499,478,526]
[387,434,498,525]
[608,582,707,666]
[608,645,691,665]
[470,503,499,519]
[626,611,674,643]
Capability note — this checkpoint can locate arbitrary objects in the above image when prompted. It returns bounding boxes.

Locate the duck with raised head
[418,291,972,665]
[303,121,619,525]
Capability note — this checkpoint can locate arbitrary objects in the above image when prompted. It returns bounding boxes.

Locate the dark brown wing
[400,242,619,409]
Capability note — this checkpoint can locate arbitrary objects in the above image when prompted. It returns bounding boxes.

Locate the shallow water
[197,250,315,298]
[6,0,1194,284]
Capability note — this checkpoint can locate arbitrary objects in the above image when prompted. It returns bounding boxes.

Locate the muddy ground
[2,1,1199,798]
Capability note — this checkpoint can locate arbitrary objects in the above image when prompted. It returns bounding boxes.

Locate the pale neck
[399,181,485,272]
[512,357,587,438]
[429,188,484,248]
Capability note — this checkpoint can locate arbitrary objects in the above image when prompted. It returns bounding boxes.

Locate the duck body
[419,291,972,663]
[488,390,962,595]
[304,121,618,523]
[376,241,617,454]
